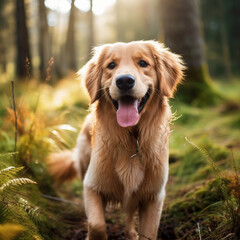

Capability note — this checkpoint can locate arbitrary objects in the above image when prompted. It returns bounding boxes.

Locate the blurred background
[0,0,239,83]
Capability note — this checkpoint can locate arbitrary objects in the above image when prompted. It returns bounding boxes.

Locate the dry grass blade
[11,81,18,162]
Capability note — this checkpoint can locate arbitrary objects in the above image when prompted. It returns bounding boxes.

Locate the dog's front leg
[138,193,165,240]
[84,186,107,240]
[125,197,138,240]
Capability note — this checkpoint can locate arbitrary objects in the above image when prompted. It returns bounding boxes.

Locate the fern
[0,165,37,198]
[47,124,78,151]
[185,137,240,240]
[185,137,229,199]
[0,165,37,218]
[0,166,16,174]
[0,166,24,185]
[0,166,36,201]
[0,178,37,192]
[18,198,49,226]
[0,164,47,239]
[0,152,17,161]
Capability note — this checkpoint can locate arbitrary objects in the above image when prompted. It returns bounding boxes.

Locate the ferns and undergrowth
[0,75,239,239]
[158,138,240,240]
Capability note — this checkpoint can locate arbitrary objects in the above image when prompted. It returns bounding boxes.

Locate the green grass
[162,79,240,239]
[0,77,240,239]
[0,77,88,240]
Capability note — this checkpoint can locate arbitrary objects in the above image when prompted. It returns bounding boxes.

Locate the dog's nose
[116,74,135,91]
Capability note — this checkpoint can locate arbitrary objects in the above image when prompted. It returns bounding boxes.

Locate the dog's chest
[114,150,144,196]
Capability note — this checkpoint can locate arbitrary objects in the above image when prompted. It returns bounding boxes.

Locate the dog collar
[130,139,139,159]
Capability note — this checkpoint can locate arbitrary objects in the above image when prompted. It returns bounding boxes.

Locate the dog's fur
[48,40,184,240]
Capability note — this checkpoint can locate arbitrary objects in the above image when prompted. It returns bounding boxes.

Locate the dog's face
[80,41,184,127]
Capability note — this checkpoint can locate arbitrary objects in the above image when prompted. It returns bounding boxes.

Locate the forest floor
[0,75,240,240]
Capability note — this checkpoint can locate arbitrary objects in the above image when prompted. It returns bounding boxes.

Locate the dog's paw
[86,224,107,240]
[125,229,138,240]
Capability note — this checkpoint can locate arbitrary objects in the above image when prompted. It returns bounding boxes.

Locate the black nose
[116,74,135,91]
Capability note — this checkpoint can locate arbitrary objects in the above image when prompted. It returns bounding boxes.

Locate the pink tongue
[117,99,139,127]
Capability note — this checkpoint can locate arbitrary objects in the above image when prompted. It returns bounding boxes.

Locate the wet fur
[48,40,184,240]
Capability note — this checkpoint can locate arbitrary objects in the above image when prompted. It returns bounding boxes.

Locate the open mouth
[109,89,151,127]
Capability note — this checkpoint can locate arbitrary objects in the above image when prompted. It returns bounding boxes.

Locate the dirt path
[56,192,126,240]
[66,206,126,240]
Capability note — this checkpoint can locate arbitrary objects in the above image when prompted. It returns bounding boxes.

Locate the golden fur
[48,40,184,240]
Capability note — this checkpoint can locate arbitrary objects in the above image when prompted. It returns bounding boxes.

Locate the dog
[49,40,184,240]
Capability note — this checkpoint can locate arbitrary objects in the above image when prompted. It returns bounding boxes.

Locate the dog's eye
[107,62,116,70]
[138,60,149,68]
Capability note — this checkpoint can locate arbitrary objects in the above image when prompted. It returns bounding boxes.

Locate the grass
[0,76,240,239]
[0,77,87,239]
[161,80,240,239]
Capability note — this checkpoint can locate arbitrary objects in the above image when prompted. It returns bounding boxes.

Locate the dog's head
[79,41,184,128]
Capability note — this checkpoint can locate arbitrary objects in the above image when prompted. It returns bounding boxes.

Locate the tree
[219,0,232,80]
[142,0,158,40]
[65,0,77,71]
[39,0,52,80]
[160,0,216,104]
[87,0,94,58]
[16,0,31,79]
[115,0,124,41]
[0,0,7,73]
[115,0,159,42]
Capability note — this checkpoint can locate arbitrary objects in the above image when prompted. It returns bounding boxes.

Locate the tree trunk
[0,0,6,72]
[0,42,7,72]
[115,0,124,41]
[160,0,216,104]
[142,0,158,40]
[219,0,232,80]
[0,23,6,73]
[88,0,94,59]
[16,0,31,79]
[65,0,77,71]
[38,0,52,80]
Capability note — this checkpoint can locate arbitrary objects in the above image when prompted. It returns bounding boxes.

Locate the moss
[190,165,212,182]
[230,114,240,129]
[175,111,201,125]
[170,137,231,184]
[159,178,235,239]
[202,141,230,163]
[170,147,208,182]
[177,64,224,106]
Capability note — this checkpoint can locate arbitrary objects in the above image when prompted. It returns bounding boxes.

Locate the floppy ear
[149,41,185,98]
[78,45,108,104]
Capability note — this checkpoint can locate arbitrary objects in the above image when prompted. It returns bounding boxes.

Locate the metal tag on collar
[130,139,139,159]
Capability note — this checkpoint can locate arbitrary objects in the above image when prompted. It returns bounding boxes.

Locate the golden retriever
[49,40,184,240]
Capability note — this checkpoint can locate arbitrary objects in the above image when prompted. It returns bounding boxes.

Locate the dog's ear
[149,41,185,98]
[78,45,108,104]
